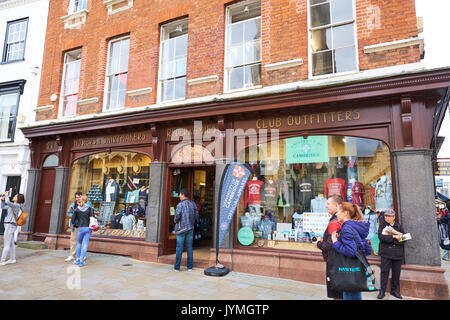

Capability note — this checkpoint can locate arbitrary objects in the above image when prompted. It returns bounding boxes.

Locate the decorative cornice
[104,0,133,15]
[264,58,304,71]
[61,9,88,30]
[20,67,450,138]
[0,0,42,10]
[187,75,219,86]
[35,105,54,112]
[364,37,424,55]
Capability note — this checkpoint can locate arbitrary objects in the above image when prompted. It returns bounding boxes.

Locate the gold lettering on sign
[73,132,146,148]
[259,110,361,129]
[166,124,219,139]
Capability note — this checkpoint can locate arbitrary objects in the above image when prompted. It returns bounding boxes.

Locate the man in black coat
[377,208,405,299]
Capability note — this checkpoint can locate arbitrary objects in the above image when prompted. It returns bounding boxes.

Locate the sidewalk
[1,243,442,300]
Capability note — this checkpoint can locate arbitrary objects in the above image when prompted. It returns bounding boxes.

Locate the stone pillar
[146,162,167,243]
[392,149,441,266]
[212,160,234,250]
[48,167,70,234]
[22,168,40,235]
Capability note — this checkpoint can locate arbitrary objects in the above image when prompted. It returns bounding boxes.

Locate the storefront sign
[72,132,148,149]
[166,123,219,139]
[436,161,450,176]
[285,135,329,163]
[171,144,215,164]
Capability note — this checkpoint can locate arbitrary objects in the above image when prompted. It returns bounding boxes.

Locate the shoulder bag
[327,228,379,292]
[11,207,28,227]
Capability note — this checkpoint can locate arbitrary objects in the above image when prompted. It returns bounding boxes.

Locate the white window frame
[224,1,262,93]
[103,35,130,112]
[68,0,87,15]
[307,0,359,79]
[59,49,82,118]
[0,91,20,143]
[3,18,28,63]
[157,19,188,104]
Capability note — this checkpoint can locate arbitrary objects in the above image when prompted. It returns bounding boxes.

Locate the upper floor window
[104,36,129,111]
[60,49,81,117]
[68,0,87,14]
[0,91,19,143]
[2,18,28,63]
[158,19,188,103]
[225,1,261,92]
[309,0,357,76]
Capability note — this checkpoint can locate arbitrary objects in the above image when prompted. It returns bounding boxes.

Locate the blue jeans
[76,227,92,262]
[343,291,362,300]
[174,229,194,270]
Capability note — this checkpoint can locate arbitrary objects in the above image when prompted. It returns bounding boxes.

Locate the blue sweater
[332,220,372,258]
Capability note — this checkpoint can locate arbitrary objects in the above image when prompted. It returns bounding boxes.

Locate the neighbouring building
[0,0,49,232]
[18,0,449,299]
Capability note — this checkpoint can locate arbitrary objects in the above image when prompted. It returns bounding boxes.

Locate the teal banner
[285,136,329,164]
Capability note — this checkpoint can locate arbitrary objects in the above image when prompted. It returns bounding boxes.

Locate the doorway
[163,166,215,255]
[0,176,21,235]
[33,168,56,239]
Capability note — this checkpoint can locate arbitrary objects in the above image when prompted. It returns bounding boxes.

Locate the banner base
[204,264,230,277]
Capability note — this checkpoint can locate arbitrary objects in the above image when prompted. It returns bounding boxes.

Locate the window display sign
[285,136,329,164]
[302,212,330,237]
[238,227,254,245]
[436,161,450,176]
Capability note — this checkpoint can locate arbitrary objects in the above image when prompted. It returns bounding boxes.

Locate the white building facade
[0,0,49,200]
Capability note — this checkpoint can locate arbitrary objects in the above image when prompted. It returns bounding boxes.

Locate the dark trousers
[380,257,402,293]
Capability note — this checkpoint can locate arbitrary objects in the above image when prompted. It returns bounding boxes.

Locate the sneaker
[65,256,74,262]
[0,261,5,266]
[174,268,180,272]
[5,260,16,264]
[79,260,86,267]
[73,259,80,265]
[187,269,193,272]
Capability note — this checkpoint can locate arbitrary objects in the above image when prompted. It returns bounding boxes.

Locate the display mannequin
[363,205,378,241]
[104,176,119,202]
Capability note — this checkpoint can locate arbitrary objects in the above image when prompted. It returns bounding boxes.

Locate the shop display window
[236,135,392,252]
[67,152,151,238]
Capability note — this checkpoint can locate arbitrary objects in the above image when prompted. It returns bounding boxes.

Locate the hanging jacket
[363,209,378,240]
[378,219,405,260]
[374,174,393,210]
[332,220,372,258]
[294,177,315,212]
[351,181,365,207]
[324,177,346,199]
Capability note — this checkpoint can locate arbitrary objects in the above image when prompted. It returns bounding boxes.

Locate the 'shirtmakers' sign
[72,132,148,149]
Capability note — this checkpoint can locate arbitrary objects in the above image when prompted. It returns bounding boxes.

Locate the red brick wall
[36,0,420,121]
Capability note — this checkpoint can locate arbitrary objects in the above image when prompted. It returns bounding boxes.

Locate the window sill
[224,85,263,95]
[61,9,88,29]
[102,106,125,114]
[0,58,25,65]
[104,0,133,15]
[309,69,360,81]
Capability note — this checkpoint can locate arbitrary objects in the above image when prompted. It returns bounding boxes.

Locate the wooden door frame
[33,167,56,240]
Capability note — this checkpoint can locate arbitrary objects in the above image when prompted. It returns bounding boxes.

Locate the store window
[225,0,262,91]
[309,0,357,76]
[158,18,188,102]
[236,135,392,252]
[67,151,151,238]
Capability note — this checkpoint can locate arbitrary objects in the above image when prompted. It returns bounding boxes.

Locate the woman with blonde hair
[70,195,95,267]
[331,202,372,300]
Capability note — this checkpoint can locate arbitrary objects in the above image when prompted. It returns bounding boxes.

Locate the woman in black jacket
[71,195,95,267]
[377,208,405,299]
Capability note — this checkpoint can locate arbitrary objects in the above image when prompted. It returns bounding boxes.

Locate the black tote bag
[327,229,379,292]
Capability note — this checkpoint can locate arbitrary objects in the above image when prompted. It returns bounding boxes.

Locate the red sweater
[324,178,346,199]
[245,180,264,207]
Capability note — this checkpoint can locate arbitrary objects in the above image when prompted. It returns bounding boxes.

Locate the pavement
[0,239,448,300]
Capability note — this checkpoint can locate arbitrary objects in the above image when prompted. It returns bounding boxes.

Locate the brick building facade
[19,0,450,299]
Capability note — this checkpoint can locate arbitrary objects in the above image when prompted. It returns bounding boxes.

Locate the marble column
[21,168,40,234]
[146,162,167,243]
[48,167,70,234]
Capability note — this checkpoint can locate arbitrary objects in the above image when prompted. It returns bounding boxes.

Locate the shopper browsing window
[71,195,95,267]
[331,202,372,300]
[0,192,25,266]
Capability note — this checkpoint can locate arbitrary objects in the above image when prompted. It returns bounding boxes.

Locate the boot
[377,291,385,299]
[391,291,403,299]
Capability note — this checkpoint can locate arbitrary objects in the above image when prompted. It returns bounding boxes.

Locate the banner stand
[204,162,251,277]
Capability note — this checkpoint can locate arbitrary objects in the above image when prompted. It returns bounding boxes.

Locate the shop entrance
[163,166,215,256]
[33,168,56,240]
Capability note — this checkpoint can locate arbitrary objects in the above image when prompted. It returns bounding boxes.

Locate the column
[146,162,167,243]
[22,168,41,234]
[48,167,70,234]
[392,149,441,266]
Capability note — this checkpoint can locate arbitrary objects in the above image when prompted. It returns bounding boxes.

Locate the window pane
[175,35,187,58]
[229,23,244,46]
[0,117,14,141]
[227,45,244,67]
[119,38,130,73]
[244,41,261,64]
[162,79,174,101]
[310,3,331,28]
[334,47,356,73]
[244,19,261,42]
[64,94,78,117]
[244,64,261,87]
[0,93,17,117]
[332,23,354,48]
[228,66,244,90]
[311,28,332,52]
[175,58,186,77]
[331,0,353,23]
[312,50,333,76]
[109,42,121,75]
[311,0,329,5]
[43,154,59,167]
[174,77,186,100]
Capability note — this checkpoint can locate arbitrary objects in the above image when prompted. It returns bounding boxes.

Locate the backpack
[11,208,28,227]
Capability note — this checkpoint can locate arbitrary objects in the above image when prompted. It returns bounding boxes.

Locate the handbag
[11,207,28,227]
[89,216,100,231]
[327,228,379,292]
